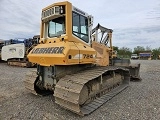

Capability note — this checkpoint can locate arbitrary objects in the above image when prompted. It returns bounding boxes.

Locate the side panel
[92,41,110,66]
[1,43,25,61]
[75,43,96,64]
[28,41,96,66]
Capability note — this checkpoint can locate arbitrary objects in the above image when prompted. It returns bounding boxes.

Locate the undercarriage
[24,65,130,115]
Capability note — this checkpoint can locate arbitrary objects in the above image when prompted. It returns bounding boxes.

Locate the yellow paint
[28,1,112,67]
[92,41,111,66]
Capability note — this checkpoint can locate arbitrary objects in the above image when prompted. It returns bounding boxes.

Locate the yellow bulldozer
[24,1,140,116]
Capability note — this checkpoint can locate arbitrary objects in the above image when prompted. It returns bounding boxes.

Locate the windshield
[48,16,65,37]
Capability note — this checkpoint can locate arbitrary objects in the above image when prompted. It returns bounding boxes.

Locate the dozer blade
[54,66,130,116]
[113,59,141,81]
[127,63,141,81]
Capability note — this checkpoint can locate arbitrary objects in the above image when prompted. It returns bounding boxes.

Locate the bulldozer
[24,1,140,116]
[1,35,40,67]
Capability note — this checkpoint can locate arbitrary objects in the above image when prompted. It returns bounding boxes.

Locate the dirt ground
[0,60,160,120]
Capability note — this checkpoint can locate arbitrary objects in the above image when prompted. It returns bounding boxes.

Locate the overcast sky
[0,0,160,50]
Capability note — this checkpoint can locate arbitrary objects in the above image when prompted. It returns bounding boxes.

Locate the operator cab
[40,1,93,45]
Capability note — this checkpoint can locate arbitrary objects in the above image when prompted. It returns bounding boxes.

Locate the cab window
[72,12,89,43]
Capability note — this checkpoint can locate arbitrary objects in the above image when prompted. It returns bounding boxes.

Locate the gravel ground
[0,60,160,120]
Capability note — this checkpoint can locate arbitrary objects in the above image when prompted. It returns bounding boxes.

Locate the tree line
[113,46,160,59]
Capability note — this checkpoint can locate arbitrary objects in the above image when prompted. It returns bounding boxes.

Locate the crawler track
[24,70,38,95]
[54,66,130,115]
